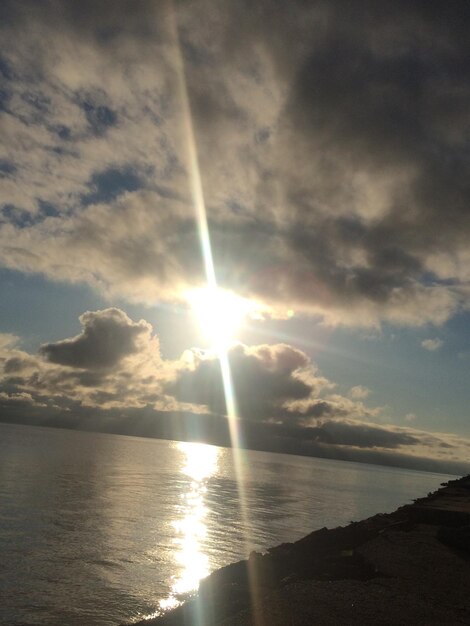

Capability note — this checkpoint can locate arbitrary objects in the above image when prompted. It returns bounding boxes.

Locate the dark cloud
[0,312,165,417]
[0,0,468,325]
[181,0,470,324]
[0,0,467,472]
[40,308,152,369]
[168,343,316,420]
[304,420,420,449]
[0,306,469,473]
[0,0,166,42]
[274,0,470,309]
[168,343,381,425]
[301,400,338,419]
[0,397,468,476]
[3,355,35,374]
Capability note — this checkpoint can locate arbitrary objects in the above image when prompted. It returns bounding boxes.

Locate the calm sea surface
[0,422,452,625]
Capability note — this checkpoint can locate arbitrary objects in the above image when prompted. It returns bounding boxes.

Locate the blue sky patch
[82,100,118,135]
[0,160,16,177]
[81,167,143,205]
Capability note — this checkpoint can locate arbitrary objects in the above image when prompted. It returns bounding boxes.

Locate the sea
[0,422,453,626]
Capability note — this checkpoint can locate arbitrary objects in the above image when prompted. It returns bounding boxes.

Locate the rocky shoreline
[134,475,470,625]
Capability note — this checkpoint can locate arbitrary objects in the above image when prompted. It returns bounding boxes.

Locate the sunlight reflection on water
[1,424,452,626]
[158,442,219,613]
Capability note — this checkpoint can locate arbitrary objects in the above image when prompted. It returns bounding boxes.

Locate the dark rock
[131,474,470,626]
[437,525,470,554]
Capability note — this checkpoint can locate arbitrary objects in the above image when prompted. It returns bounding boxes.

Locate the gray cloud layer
[0,308,469,474]
[40,308,152,369]
[0,1,469,326]
[168,343,316,420]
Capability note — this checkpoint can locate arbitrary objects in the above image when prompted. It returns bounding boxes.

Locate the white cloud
[0,306,469,471]
[0,1,469,328]
[0,333,19,349]
[40,308,153,369]
[421,338,444,352]
[349,385,371,400]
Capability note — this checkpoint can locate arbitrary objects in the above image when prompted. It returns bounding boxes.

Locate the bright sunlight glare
[187,287,259,349]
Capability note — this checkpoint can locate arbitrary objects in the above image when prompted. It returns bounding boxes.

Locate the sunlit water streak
[168,5,254,613]
[158,442,219,613]
[0,423,453,626]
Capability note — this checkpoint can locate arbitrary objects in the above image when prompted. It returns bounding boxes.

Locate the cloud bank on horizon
[0,0,469,327]
[0,308,469,474]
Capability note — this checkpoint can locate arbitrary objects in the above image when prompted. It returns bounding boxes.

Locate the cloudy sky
[1,0,469,474]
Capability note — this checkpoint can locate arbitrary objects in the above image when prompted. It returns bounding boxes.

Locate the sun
[187,286,257,350]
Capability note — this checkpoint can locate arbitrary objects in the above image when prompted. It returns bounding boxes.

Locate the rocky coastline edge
[133,475,470,625]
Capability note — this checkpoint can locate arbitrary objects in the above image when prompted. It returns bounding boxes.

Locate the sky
[0,0,469,474]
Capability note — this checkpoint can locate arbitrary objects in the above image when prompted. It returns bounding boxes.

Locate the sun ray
[168,4,262,621]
